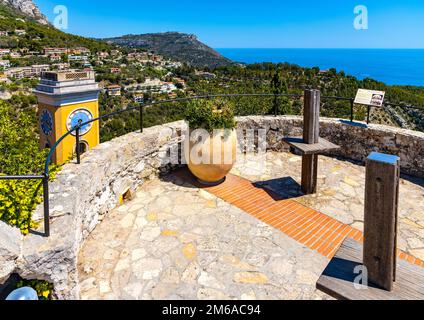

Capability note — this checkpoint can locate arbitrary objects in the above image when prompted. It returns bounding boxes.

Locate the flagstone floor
[77,175,330,300]
[77,151,424,300]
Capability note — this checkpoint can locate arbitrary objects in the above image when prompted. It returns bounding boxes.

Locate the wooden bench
[283,137,340,156]
[316,238,424,300]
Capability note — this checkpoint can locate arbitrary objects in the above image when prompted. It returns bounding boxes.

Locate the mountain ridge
[103,32,234,69]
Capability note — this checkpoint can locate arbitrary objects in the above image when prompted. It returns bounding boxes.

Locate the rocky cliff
[1,0,48,24]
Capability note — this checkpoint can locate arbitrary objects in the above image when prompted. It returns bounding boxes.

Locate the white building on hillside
[68,55,89,61]
[31,64,50,76]
[0,60,10,69]
[0,49,10,57]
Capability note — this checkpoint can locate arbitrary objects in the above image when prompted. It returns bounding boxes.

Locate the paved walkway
[176,170,363,260]
[78,175,330,300]
[178,170,423,266]
[233,151,424,261]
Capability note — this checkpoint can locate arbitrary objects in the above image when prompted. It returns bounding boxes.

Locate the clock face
[40,109,53,136]
[67,109,93,136]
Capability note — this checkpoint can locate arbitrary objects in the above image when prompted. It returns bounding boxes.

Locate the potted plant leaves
[184,98,237,184]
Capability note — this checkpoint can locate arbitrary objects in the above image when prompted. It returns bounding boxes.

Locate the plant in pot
[184,98,237,185]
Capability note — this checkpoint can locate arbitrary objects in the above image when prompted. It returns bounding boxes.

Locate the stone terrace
[77,174,330,300]
[3,116,423,299]
[77,152,424,300]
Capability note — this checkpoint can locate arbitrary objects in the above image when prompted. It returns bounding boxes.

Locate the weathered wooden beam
[303,89,321,144]
[363,152,400,291]
[299,89,321,195]
[301,154,318,195]
[317,238,424,300]
[283,137,340,155]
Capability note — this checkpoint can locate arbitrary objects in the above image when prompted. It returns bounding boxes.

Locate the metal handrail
[0,175,44,180]
[1,91,423,237]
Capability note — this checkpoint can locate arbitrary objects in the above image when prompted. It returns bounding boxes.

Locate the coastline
[216,48,424,87]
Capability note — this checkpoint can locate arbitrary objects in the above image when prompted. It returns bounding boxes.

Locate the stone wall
[236,116,424,178]
[1,116,423,299]
[0,121,186,299]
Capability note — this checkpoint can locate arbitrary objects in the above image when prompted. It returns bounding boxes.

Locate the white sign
[354,89,385,107]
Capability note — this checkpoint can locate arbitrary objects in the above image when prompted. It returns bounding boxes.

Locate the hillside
[0,0,423,133]
[1,0,48,24]
[0,3,111,52]
[186,63,424,131]
[103,32,234,69]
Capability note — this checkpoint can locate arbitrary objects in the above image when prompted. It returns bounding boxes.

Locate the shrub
[16,279,53,300]
[0,180,41,234]
[0,100,57,234]
[184,98,236,132]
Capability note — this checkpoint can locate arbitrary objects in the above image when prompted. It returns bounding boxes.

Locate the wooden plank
[316,238,424,300]
[301,154,318,194]
[363,152,400,291]
[303,89,321,144]
[283,137,340,155]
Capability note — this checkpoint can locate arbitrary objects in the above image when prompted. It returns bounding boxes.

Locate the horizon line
[214,47,424,50]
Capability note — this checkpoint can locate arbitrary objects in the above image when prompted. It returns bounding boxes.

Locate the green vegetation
[271,69,291,115]
[98,62,424,143]
[0,100,56,234]
[98,91,188,142]
[0,178,40,233]
[104,32,233,68]
[0,4,111,52]
[16,279,53,300]
[187,63,424,129]
[95,64,166,85]
[184,99,236,132]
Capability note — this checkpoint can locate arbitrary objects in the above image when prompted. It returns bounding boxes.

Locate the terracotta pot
[187,129,237,184]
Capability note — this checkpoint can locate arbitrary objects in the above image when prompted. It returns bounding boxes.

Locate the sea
[216,49,424,87]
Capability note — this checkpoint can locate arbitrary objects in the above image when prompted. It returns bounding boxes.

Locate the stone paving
[78,151,424,300]
[232,151,424,260]
[78,175,330,300]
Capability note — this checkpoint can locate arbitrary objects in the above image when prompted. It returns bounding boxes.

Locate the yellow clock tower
[34,70,100,165]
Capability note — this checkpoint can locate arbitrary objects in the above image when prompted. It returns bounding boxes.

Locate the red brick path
[175,169,424,267]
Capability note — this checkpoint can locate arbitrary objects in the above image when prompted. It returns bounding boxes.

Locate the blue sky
[34,0,424,48]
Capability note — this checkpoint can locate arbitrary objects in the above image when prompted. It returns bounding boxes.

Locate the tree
[0,100,53,233]
[0,100,46,174]
[271,69,291,115]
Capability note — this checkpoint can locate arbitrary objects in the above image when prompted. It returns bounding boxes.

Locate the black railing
[1,91,423,237]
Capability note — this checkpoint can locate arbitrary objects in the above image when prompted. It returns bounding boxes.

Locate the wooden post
[301,89,320,194]
[301,154,318,194]
[303,89,320,144]
[363,152,400,291]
